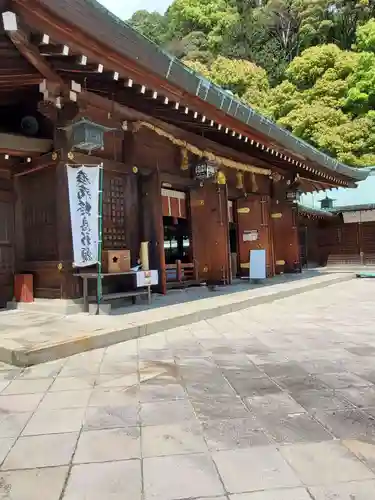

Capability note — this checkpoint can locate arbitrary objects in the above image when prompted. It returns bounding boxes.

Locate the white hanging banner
[67,165,100,267]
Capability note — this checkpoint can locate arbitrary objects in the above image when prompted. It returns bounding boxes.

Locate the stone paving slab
[0,280,373,497]
[0,273,353,366]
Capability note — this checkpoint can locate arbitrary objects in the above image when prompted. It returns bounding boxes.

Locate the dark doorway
[163,216,191,265]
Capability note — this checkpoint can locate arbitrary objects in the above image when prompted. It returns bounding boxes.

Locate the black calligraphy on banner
[76,169,93,263]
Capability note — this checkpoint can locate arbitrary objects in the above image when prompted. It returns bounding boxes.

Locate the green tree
[209,56,269,96]
[345,51,375,114]
[184,56,270,112]
[165,0,234,39]
[355,17,375,52]
[127,10,169,45]
[267,39,375,165]
[284,44,342,88]
[127,0,375,167]
[326,0,375,50]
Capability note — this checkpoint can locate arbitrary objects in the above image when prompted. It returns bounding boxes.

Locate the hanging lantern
[236,172,244,189]
[181,148,189,170]
[63,118,115,154]
[216,170,226,185]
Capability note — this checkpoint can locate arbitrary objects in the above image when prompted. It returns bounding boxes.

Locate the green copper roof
[42,0,368,182]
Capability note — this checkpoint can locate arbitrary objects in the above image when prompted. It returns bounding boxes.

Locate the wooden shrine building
[0,0,367,307]
[298,169,375,267]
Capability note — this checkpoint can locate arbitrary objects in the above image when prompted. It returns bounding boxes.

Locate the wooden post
[54,120,76,299]
[176,259,182,283]
[140,170,166,294]
[96,164,104,313]
[13,175,25,273]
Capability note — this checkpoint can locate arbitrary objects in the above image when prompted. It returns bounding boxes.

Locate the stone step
[1,273,354,367]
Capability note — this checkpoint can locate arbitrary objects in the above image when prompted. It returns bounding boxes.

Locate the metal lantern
[286,191,301,202]
[194,158,217,181]
[320,195,334,210]
[64,118,115,153]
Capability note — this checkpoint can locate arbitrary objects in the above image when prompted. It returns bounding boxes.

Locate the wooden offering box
[102,250,131,273]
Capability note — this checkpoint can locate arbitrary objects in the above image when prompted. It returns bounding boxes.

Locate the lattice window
[103,175,126,249]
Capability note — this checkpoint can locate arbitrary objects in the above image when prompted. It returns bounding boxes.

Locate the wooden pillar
[0,171,15,306]
[176,260,182,282]
[13,175,24,273]
[122,130,140,266]
[140,169,166,294]
[54,119,77,299]
[190,183,230,284]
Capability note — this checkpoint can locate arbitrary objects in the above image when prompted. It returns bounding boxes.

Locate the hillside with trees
[128,1,375,167]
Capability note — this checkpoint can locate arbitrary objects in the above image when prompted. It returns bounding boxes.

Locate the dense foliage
[128,1,375,166]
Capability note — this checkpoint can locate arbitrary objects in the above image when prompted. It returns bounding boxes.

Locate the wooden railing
[327,253,375,266]
[327,254,362,266]
[166,260,199,284]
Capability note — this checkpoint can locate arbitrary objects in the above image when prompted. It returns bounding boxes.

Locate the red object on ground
[14,274,34,303]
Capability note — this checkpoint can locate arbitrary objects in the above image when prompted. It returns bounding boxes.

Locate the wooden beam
[160,172,197,189]
[2,11,63,84]
[66,87,274,173]
[0,133,52,156]
[39,43,70,56]
[11,151,58,176]
[67,152,150,175]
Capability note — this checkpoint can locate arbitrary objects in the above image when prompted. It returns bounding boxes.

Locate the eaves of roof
[35,0,369,183]
[332,204,375,213]
[297,203,335,218]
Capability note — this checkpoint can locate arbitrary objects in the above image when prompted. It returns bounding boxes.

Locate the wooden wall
[134,128,180,173]
[298,218,324,266]
[361,222,375,261]
[272,201,300,272]
[236,195,274,277]
[21,168,57,262]
[16,166,62,298]
[190,184,230,284]
[298,213,375,267]
[318,219,375,265]
[0,170,14,307]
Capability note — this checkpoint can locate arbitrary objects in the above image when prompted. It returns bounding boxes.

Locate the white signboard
[249,249,266,280]
[136,270,159,287]
[243,230,259,242]
[67,165,100,267]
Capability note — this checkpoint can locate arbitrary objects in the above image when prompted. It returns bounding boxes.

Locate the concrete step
[7,298,84,315]
[1,273,354,367]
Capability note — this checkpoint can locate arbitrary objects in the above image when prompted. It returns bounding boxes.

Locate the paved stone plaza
[0,279,375,498]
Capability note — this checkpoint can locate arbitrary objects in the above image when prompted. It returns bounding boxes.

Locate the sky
[99,0,172,20]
